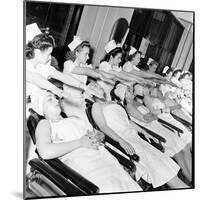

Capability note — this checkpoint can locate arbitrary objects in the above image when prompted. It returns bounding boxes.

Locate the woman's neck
[45,113,61,122]
[29,58,39,68]
[74,59,80,66]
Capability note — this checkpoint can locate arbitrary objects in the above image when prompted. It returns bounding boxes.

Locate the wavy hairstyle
[100,47,123,63]
[26,33,55,60]
[65,41,90,62]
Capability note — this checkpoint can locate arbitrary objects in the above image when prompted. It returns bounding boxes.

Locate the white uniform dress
[26,60,56,173]
[26,60,56,98]
[149,98,192,145]
[62,60,92,127]
[98,61,122,101]
[123,62,140,72]
[102,103,180,188]
[130,105,186,157]
[48,116,142,193]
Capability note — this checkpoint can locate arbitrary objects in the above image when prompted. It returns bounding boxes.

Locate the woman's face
[166,72,172,80]
[35,47,53,65]
[111,53,122,66]
[43,92,61,117]
[149,64,157,73]
[131,53,141,66]
[76,46,90,64]
[175,71,181,79]
[149,88,158,97]
[125,86,135,101]
[88,81,105,98]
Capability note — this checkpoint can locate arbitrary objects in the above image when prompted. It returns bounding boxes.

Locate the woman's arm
[125,103,148,123]
[35,120,99,160]
[143,96,163,115]
[92,102,136,155]
[27,70,63,96]
[71,66,101,79]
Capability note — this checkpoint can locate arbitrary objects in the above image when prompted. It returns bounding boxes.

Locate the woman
[62,36,113,122]
[122,48,142,72]
[117,83,192,181]
[26,23,96,101]
[122,48,166,84]
[98,40,142,100]
[143,86,192,145]
[91,89,190,189]
[31,89,142,193]
[171,69,183,88]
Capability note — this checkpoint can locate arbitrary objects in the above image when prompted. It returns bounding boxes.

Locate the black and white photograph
[23,0,194,199]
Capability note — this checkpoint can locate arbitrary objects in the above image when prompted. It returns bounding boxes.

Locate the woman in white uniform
[62,36,113,124]
[98,40,142,100]
[26,23,95,101]
[123,47,141,72]
[114,83,192,182]
[91,94,190,189]
[31,89,142,193]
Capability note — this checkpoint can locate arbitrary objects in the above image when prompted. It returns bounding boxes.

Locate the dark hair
[100,47,123,63]
[126,51,142,62]
[179,72,191,80]
[26,33,55,59]
[149,60,159,67]
[163,68,173,76]
[65,41,90,62]
[172,69,182,77]
[110,81,121,102]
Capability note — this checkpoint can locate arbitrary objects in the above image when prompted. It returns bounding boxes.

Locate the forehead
[115,53,122,58]
[134,53,141,59]
[44,92,55,100]
[80,46,89,53]
[41,46,53,54]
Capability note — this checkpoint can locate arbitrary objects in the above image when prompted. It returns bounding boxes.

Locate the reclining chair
[26,108,99,198]
[26,105,143,197]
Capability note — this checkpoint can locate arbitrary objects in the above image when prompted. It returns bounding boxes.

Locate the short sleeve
[35,64,56,79]
[99,61,111,72]
[122,62,131,72]
[63,60,76,73]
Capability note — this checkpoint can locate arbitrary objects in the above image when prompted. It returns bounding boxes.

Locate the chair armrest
[158,118,183,134]
[45,158,99,194]
[104,145,136,172]
[105,135,139,162]
[170,112,192,128]
[133,122,166,143]
[29,158,86,196]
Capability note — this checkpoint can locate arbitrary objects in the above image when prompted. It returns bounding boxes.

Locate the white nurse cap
[68,36,83,51]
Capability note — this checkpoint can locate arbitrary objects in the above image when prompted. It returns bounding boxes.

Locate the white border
[0,0,199,199]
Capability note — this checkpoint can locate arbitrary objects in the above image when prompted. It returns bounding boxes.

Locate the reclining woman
[91,84,190,189]
[142,85,192,149]
[116,83,192,182]
[32,89,142,193]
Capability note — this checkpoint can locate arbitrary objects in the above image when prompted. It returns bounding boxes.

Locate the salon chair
[26,108,99,198]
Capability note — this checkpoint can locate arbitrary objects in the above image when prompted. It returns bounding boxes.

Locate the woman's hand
[143,112,157,122]
[118,138,136,155]
[163,107,170,113]
[79,134,100,150]
[99,73,115,85]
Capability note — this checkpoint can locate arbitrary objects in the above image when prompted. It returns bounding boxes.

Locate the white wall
[77,5,134,66]
[171,17,193,71]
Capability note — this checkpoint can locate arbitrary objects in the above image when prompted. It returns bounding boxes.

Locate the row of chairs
[25,95,191,198]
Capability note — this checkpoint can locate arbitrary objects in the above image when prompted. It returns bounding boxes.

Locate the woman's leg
[167,175,190,189]
[173,145,192,182]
